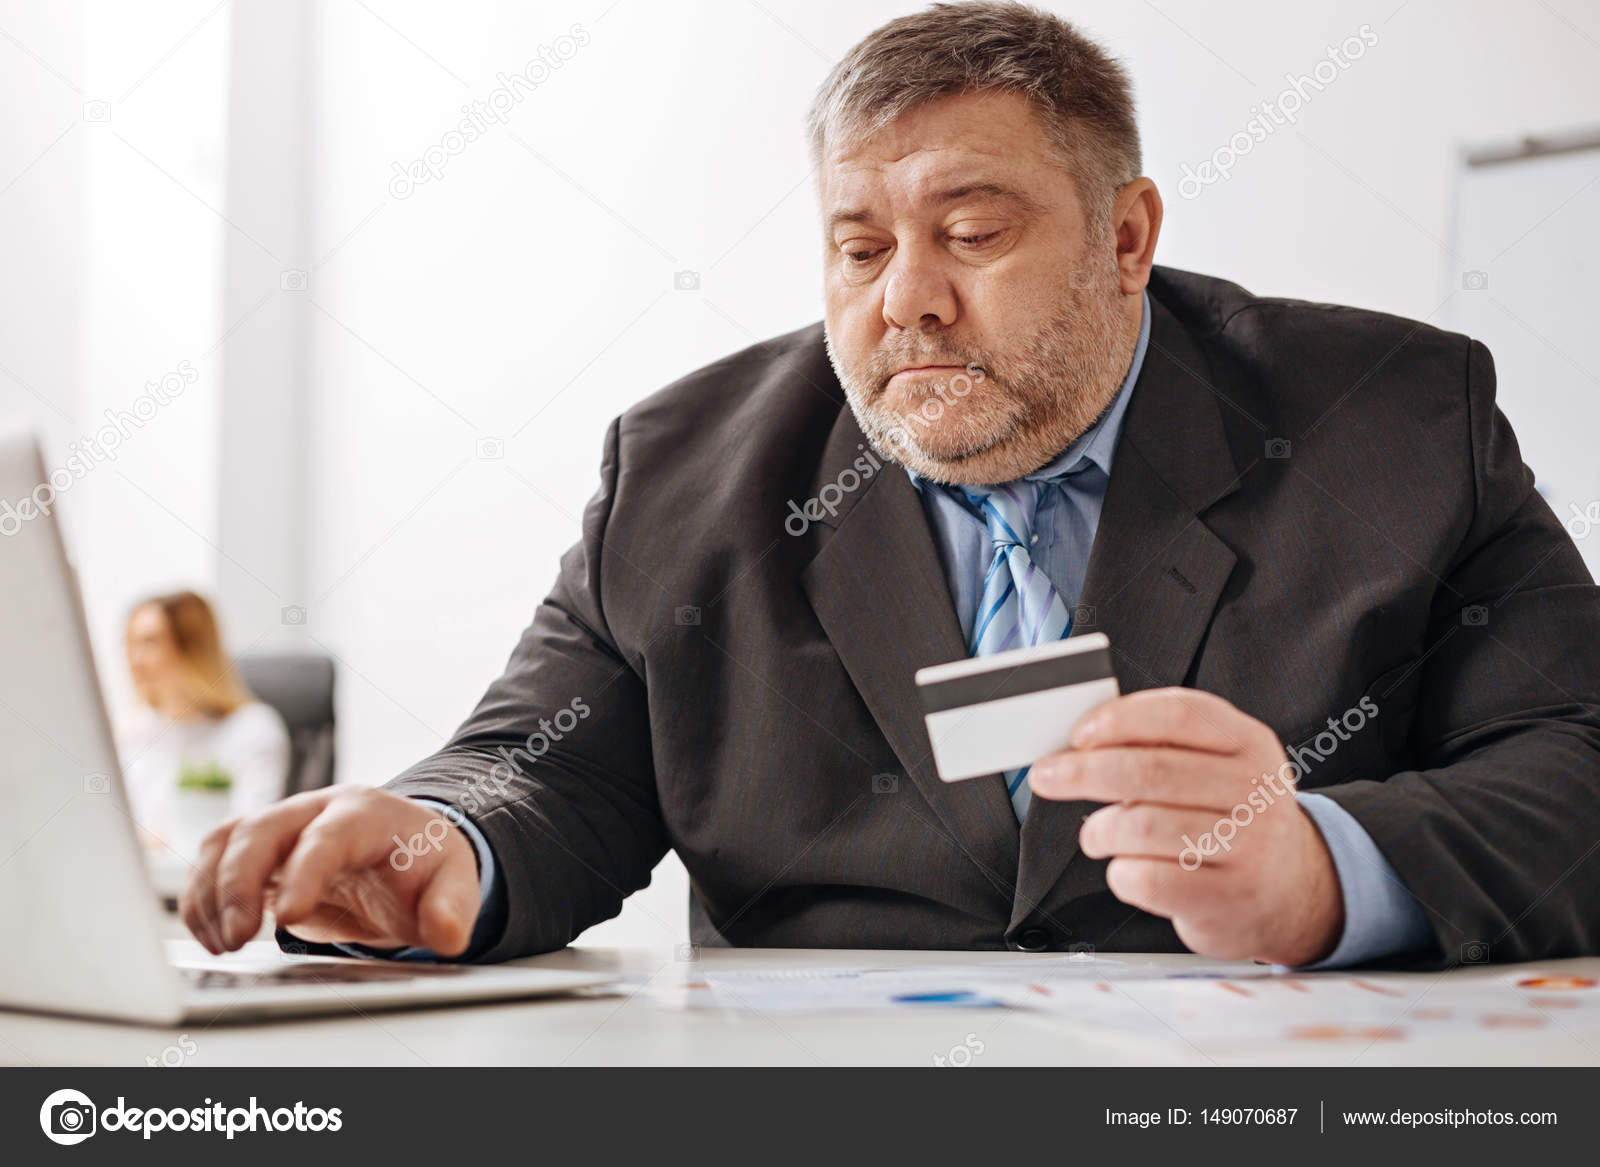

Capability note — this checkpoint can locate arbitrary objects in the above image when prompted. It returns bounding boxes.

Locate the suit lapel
[801,406,1022,894]
[1011,295,1244,929]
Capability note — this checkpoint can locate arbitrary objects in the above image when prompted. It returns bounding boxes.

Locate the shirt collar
[907,289,1150,494]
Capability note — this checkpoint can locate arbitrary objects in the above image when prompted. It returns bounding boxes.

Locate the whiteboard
[1442,135,1600,579]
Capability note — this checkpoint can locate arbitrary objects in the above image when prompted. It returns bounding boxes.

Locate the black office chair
[236,653,336,795]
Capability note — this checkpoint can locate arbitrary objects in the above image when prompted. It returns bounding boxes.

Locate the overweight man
[184,2,1600,969]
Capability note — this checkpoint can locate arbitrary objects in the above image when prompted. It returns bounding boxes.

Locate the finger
[1078,802,1244,863]
[1032,746,1281,808]
[271,809,377,927]
[1070,688,1264,753]
[265,872,412,949]
[179,821,235,955]
[213,792,336,949]
[414,850,481,957]
[1103,855,1214,919]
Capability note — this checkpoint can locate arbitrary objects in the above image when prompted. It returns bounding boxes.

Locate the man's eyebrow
[826,182,1042,232]
[826,207,876,231]
[933,182,1042,213]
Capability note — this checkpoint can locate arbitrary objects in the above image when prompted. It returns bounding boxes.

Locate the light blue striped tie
[961,481,1072,821]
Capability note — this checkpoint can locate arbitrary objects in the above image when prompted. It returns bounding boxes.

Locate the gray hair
[806,2,1142,222]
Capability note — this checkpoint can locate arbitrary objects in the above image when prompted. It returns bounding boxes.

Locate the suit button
[1014,927,1051,952]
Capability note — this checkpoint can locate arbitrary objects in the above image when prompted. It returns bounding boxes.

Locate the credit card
[914,632,1119,782]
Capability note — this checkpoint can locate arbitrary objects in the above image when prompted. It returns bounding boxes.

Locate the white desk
[4,937,1599,1067]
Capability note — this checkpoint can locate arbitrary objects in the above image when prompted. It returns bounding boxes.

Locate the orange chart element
[1286,1025,1404,1041]
[1480,1014,1547,1029]
[1514,976,1598,991]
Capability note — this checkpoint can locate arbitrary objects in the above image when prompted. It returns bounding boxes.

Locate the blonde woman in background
[115,591,290,858]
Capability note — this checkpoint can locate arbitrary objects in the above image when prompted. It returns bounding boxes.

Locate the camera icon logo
[871,772,899,794]
[1264,437,1292,459]
[1461,270,1489,291]
[82,100,111,123]
[1067,941,1097,962]
[281,605,307,626]
[280,939,311,964]
[673,270,701,291]
[83,772,110,795]
[280,269,308,292]
[1071,604,1096,629]
[476,436,504,460]
[1460,940,1490,963]
[675,606,701,626]
[675,942,701,962]
[1462,605,1488,627]
[40,1088,97,1145]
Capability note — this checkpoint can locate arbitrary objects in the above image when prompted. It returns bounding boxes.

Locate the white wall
[6,1,1597,948]
[1442,141,1600,580]
[1,0,230,717]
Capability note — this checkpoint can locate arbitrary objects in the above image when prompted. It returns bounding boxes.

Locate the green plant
[177,761,234,792]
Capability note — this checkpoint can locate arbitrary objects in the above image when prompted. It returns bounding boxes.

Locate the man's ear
[1112,177,1163,295]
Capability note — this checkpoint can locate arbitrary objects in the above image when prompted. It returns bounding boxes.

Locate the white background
[2,0,1597,947]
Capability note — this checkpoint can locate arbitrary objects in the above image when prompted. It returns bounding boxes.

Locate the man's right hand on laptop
[179,787,480,957]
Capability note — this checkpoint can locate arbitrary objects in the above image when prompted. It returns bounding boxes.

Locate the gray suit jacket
[386,265,1600,965]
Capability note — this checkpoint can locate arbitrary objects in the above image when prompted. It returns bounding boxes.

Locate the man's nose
[881,248,957,331]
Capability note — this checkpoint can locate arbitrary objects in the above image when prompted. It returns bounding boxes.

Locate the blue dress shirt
[373,290,1429,969]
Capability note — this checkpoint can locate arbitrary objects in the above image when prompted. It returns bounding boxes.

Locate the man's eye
[843,246,886,264]
[952,230,1002,247]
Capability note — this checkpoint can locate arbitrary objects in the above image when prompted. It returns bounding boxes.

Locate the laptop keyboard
[180,962,468,990]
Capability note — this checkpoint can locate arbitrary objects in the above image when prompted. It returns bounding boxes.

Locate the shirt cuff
[1291,791,1433,969]
[332,797,503,962]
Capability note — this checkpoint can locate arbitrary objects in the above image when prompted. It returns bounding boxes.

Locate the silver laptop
[0,430,614,1024]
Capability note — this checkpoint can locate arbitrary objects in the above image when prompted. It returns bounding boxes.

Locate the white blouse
[115,701,292,850]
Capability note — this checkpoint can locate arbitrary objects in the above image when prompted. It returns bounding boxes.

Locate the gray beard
[826,256,1137,486]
